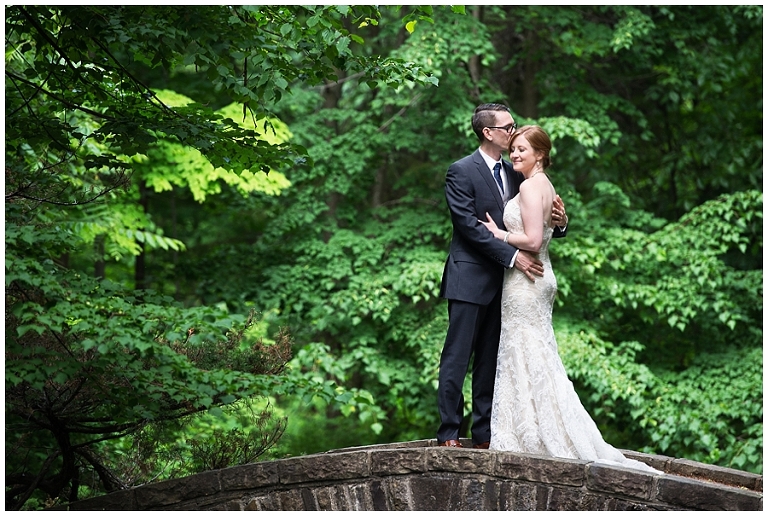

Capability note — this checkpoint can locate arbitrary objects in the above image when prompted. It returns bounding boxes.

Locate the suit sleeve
[445,162,518,267]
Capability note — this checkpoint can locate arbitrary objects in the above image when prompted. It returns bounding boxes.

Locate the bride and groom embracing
[436,103,658,474]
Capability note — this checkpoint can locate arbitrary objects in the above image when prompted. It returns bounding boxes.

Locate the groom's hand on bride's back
[515,250,544,281]
[551,195,568,227]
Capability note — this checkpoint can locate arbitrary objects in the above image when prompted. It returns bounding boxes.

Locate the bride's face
[509,135,542,175]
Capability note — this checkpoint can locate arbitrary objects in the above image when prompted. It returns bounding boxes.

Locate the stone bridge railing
[66,439,762,511]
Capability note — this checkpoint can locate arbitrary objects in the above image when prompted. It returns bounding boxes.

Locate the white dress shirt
[478,149,508,201]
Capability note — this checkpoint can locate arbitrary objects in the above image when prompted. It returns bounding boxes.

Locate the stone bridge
[67,439,761,511]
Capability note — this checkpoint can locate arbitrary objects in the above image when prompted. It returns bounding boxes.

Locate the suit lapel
[472,150,504,210]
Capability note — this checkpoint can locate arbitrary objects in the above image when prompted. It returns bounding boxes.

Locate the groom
[437,103,567,448]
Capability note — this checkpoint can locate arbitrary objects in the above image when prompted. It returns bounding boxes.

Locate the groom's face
[487,112,516,153]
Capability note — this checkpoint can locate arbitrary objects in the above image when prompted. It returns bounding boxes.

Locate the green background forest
[5,5,762,509]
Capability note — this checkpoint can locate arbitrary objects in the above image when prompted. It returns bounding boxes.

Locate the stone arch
[65,440,762,511]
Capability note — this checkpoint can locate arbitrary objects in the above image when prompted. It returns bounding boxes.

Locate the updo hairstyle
[509,125,553,170]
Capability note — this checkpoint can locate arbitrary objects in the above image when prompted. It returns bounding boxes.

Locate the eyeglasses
[486,123,517,133]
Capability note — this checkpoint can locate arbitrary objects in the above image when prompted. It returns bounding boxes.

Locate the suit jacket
[439,150,520,305]
[439,149,567,305]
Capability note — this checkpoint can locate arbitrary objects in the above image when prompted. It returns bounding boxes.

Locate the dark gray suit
[437,149,564,444]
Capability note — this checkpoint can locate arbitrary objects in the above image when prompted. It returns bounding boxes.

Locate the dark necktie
[493,162,504,194]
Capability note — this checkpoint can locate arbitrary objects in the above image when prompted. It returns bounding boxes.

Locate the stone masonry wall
[66,439,762,511]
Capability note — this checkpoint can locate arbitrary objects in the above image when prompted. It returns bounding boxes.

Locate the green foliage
[5,4,444,508]
[137,90,293,203]
[5,195,294,504]
[550,186,762,474]
[652,346,762,473]
[269,396,382,458]
[559,326,762,473]
[67,397,286,502]
[6,5,437,176]
[556,188,762,367]
[250,205,452,440]
[149,5,760,474]
[514,5,763,217]
[7,6,762,509]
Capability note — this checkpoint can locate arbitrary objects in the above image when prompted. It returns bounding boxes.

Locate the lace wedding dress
[489,195,659,474]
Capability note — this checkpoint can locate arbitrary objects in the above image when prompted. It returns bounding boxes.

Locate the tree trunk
[94,235,105,280]
[372,164,386,209]
[521,29,539,119]
[55,253,69,269]
[171,189,179,295]
[320,68,345,240]
[134,183,148,290]
[467,6,484,101]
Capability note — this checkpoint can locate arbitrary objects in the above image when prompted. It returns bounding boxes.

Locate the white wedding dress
[489,195,659,474]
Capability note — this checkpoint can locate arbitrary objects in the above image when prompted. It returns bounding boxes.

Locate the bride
[480,125,659,473]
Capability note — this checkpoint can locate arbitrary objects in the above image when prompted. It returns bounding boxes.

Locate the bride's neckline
[525,169,543,180]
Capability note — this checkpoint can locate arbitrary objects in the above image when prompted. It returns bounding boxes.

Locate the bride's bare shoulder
[520,174,553,193]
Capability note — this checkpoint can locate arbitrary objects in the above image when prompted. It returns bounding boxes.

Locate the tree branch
[70,16,197,123]
[377,93,423,133]
[76,447,128,492]
[6,451,60,511]
[6,169,131,206]
[5,70,118,122]
[5,53,56,118]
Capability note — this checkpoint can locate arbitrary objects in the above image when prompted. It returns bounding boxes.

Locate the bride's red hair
[509,125,553,169]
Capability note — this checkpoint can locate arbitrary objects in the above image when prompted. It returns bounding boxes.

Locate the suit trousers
[436,287,503,444]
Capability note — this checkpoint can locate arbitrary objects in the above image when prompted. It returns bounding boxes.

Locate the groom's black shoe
[437,439,463,448]
[473,441,490,449]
